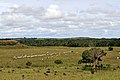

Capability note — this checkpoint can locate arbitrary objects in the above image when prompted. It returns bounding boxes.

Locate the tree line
[15,38,120,47]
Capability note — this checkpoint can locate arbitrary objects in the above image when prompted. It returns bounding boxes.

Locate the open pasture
[0,46,120,80]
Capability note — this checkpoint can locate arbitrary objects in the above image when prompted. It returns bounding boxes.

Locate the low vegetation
[54,60,63,64]
[108,46,113,51]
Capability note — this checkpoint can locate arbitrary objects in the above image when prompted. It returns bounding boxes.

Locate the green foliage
[15,38,120,47]
[101,64,111,70]
[81,48,107,69]
[82,50,89,59]
[81,48,107,63]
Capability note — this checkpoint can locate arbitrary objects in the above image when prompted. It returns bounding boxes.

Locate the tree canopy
[81,48,107,69]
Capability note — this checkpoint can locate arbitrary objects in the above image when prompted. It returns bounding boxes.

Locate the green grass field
[0,46,120,80]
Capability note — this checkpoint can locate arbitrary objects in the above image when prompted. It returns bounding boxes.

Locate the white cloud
[13,4,19,8]
[81,7,117,15]
[64,13,80,21]
[0,3,120,38]
[43,4,63,19]
[68,25,78,28]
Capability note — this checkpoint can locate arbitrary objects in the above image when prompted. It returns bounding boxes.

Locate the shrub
[0,66,3,68]
[11,70,15,73]
[47,68,50,70]
[6,66,10,68]
[8,71,10,73]
[99,64,111,70]
[17,66,22,69]
[54,60,63,64]
[63,73,66,75]
[77,67,79,69]
[44,73,48,76]
[90,69,95,74]
[65,67,67,69]
[78,60,82,64]
[54,71,57,73]
[108,46,113,51]
[22,75,25,79]
[117,66,120,69]
[46,70,50,73]
[0,69,2,72]
[26,61,32,66]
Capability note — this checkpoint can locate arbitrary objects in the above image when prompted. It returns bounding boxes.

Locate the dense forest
[0,38,120,47]
[1,37,119,47]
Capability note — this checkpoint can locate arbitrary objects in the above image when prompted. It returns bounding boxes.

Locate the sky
[0,0,120,38]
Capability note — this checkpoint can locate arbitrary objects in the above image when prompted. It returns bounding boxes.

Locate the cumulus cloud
[43,4,63,19]
[0,3,120,38]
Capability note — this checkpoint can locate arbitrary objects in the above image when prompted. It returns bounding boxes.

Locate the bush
[63,73,66,75]
[22,75,25,79]
[0,69,2,72]
[17,66,22,69]
[46,70,50,73]
[108,47,113,51]
[0,66,3,68]
[54,60,63,64]
[78,60,82,64]
[26,61,32,66]
[90,69,95,74]
[44,73,48,76]
[101,64,111,69]
[77,67,79,69]
[82,66,92,71]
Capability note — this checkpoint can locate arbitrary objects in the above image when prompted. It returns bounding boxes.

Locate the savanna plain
[0,46,120,80]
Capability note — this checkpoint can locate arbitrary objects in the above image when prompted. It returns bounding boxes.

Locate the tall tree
[81,48,107,69]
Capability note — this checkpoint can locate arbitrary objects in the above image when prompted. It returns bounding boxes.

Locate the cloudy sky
[0,0,120,38]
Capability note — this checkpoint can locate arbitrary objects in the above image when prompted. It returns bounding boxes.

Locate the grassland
[0,46,120,80]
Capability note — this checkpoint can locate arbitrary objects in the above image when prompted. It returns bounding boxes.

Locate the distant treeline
[13,38,120,47]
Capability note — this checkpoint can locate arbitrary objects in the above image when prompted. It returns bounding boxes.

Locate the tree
[81,48,107,69]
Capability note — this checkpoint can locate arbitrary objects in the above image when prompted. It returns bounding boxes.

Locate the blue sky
[0,0,120,38]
